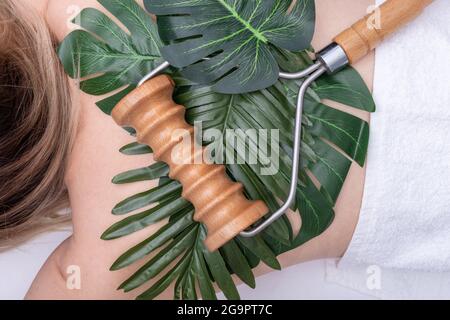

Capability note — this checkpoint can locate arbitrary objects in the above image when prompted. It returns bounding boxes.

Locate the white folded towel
[327,0,450,299]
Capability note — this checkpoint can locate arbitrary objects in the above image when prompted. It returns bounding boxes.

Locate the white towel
[327,0,450,299]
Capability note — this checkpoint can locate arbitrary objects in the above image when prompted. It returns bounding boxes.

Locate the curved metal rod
[138,61,171,87]
[239,65,327,237]
[278,61,322,80]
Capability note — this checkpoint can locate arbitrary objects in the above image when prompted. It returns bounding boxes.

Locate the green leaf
[119,142,152,155]
[112,162,169,184]
[58,1,162,96]
[96,85,136,115]
[304,99,370,166]
[120,224,198,292]
[193,248,217,300]
[272,47,314,73]
[183,267,198,300]
[110,213,194,271]
[112,180,182,215]
[236,239,261,269]
[308,139,352,204]
[173,271,184,300]
[103,199,192,242]
[264,218,292,246]
[137,250,192,300]
[293,175,335,247]
[97,0,162,54]
[76,7,136,53]
[201,229,240,300]
[315,66,376,112]
[220,240,256,289]
[109,210,193,269]
[145,0,315,93]
[238,236,281,270]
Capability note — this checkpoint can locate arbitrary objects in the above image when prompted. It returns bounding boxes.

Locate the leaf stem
[217,0,268,44]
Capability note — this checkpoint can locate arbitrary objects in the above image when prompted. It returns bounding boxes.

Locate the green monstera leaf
[58,0,375,300]
[144,0,315,93]
[58,0,163,96]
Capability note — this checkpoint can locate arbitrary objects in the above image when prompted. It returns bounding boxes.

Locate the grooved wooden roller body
[334,0,434,64]
[112,75,268,251]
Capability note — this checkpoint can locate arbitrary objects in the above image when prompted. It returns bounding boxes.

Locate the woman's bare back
[26,0,374,299]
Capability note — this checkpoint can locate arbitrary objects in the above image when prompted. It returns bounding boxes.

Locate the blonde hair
[0,1,75,248]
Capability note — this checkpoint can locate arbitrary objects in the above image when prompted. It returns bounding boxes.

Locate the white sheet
[327,0,450,299]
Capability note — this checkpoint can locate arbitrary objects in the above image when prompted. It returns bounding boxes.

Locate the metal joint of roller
[316,43,350,74]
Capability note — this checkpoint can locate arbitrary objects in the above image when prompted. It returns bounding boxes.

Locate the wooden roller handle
[334,0,434,64]
[112,75,268,251]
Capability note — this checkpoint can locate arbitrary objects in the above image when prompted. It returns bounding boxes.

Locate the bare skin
[25,0,374,299]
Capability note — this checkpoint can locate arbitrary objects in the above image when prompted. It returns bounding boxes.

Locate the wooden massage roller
[112,0,434,252]
[112,75,268,252]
